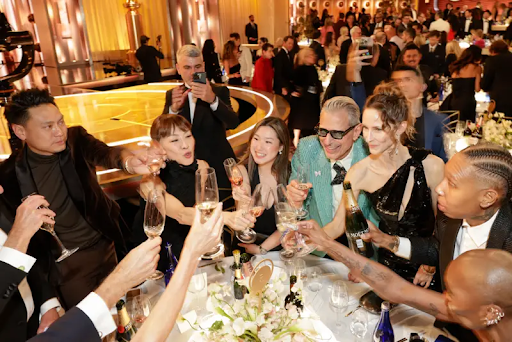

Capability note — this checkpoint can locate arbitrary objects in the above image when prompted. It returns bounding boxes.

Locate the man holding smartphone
[162,45,239,203]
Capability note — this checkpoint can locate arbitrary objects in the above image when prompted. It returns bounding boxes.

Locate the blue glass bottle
[164,243,178,286]
[373,301,394,342]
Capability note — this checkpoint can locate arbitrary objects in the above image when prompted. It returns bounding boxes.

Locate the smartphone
[193,72,207,84]
[356,37,374,57]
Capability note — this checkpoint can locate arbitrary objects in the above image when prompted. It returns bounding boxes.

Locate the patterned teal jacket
[290,136,380,256]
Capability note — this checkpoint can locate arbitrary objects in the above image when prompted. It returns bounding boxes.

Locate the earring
[278,150,283,155]
[485,307,505,326]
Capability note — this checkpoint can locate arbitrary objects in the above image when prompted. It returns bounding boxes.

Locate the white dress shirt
[330,146,353,217]
[76,292,117,338]
[169,83,219,123]
[465,18,472,33]
[239,46,254,82]
[429,19,450,33]
[0,230,60,321]
[390,35,405,51]
[483,19,490,34]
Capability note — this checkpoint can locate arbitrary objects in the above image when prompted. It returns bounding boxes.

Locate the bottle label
[356,239,364,249]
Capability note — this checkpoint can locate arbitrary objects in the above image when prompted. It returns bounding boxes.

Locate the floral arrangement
[188,273,322,342]
[482,112,512,149]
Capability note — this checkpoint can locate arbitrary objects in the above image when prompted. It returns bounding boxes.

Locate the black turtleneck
[27,147,101,252]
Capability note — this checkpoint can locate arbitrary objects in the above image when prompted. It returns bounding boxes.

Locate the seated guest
[442,45,482,122]
[461,9,482,37]
[202,39,223,84]
[391,66,447,161]
[482,10,494,36]
[398,44,438,100]
[230,117,291,255]
[330,82,445,286]
[299,228,512,342]
[482,40,512,116]
[444,40,462,76]
[286,96,379,255]
[402,27,416,45]
[360,143,512,342]
[309,30,326,70]
[420,30,445,76]
[251,43,274,93]
[473,29,486,48]
[132,115,254,270]
[163,45,239,203]
[0,89,155,311]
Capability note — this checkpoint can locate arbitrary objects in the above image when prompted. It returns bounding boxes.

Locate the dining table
[133,252,458,342]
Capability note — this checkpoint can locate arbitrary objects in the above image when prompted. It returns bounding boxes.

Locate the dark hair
[4,88,56,126]
[428,30,441,38]
[412,22,421,30]
[384,22,395,28]
[313,30,321,39]
[259,37,268,44]
[490,40,510,55]
[283,35,294,43]
[325,32,334,47]
[364,82,415,143]
[150,114,192,141]
[461,143,512,201]
[393,65,422,79]
[402,43,421,54]
[202,39,216,58]
[449,45,482,75]
[339,12,345,20]
[229,32,241,40]
[239,117,291,185]
[261,43,274,51]
[346,13,355,21]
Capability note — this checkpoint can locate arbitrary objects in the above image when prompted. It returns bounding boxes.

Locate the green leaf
[210,320,224,331]
[215,306,234,321]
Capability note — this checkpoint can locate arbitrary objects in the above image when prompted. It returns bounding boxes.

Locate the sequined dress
[366,148,436,283]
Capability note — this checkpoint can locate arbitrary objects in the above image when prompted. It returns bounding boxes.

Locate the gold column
[124,0,144,67]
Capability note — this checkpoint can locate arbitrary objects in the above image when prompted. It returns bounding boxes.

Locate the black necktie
[331,163,347,186]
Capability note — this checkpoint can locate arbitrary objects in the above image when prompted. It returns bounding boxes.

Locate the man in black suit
[0,89,155,313]
[135,35,164,83]
[370,12,384,35]
[374,32,391,76]
[420,30,446,76]
[162,45,239,201]
[461,10,482,37]
[273,36,295,96]
[482,40,512,116]
[309,30,326,70]
[482,10,494,36]
[443,3,453,20]
[245,15,258,44]
[339,26,362,64]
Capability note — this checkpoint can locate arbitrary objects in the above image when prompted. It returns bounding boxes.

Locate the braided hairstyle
[461,143,512,202]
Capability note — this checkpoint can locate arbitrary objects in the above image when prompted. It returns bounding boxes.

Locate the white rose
[233,317,246,336]
[245,321,258,333]
[262,302,274,314]
[287,306,299,320]
[259,327,274,341]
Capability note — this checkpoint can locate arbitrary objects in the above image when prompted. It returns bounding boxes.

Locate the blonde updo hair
[364,82,415,144]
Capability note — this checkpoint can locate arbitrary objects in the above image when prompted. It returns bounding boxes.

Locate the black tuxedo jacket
[409,201,512,287]
[339,38,352,64]
[482,19,494,35]
[481,52,512,115]
[162,85,238,193]
[309,40,326,70]
[273,48,294,94]
[420,44,446,75]
[245,23,258,43]
[460,18,483,36]
[28,307,100,342]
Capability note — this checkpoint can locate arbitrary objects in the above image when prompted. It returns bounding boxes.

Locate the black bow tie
[331,163,347,186]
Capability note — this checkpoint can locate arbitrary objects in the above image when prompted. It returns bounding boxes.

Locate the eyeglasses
[316,125,357,140]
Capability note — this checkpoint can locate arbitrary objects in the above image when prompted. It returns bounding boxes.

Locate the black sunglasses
[316,125,357,140]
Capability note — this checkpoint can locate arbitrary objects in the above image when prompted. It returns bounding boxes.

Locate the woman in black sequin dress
[132,115,254,271]
[344,82,445,287]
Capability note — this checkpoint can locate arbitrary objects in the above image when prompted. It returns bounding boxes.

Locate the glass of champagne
[195,167,224,259]
[144,189,166,280]
[146,141,164,176]
[22,193,78,262]
[294,164,310,219]
[223,158,243,187]
[275,201,297,261]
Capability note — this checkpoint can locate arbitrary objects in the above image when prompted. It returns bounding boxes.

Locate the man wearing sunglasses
[287,96,379,257]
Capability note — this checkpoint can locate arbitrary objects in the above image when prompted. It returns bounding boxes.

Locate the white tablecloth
[139,252,456,342]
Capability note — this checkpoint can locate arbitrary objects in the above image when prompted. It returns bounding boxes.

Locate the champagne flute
[146,141,164,176]
[144,188,166,280]
[195,167,224,259]
[294,164,310,218]
[22,193,78,262]
[223,158,243,187]
[330,280,349,336]
[275,202,297,260]
[236,184,269,244]
[129,295,151,328]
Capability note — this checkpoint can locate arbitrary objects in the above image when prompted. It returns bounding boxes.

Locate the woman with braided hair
[362,142,512,342]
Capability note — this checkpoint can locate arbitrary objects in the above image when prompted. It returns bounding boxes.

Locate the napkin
[177,311,198,333]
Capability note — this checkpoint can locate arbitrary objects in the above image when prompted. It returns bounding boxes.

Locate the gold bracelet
[124,156,134,174]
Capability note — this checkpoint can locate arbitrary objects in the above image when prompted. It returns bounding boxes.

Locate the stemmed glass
[224,158,243,187]
[188,270,206,314]
[129,295,151,328]
[294,164,310,218]
[146,141,164,176]
[22,193,78,262]
[350,308,368,340]
[144,189,166,280]
[330,280,349,336]
[276,185,297,260]
[195,167,224,259]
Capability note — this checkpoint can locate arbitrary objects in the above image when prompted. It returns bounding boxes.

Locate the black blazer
[323,64,387,105]
[162,85,239,193]
[273,48,294,95]
[309,40,326,70]
[245,23,258,43]
[135,45,164,83]
[460,18,483,36]
[420,44,446,75]
[376,44,392,76]
[481,52,512,116]
[28,307,100,342]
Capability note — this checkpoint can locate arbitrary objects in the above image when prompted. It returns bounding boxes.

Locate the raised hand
[170,85,191,113]
[184,203,225,258]
[286,179,312,208]
[296,219,332,249]
[190,79,216,104]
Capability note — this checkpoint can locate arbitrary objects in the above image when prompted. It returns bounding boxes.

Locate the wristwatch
[390,236,400,254]
[259,246,268,255]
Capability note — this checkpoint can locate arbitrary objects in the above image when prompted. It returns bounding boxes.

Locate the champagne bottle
[343,182,374,258]
[472,115,483,139]
[373,301,394,342]
[232,250,247,300]
[164,243,178,286]
[463,120,473,136]
[284,275,303,311]
[116,299,137,342]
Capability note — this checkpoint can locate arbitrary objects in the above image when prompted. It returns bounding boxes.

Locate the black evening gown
[289,65,322,131]
[132,160,197,272]
[204,52,223,83]
[366,148,436,284]
[449,77,476,122]
[250,168,277,237]
[228,63,244,86]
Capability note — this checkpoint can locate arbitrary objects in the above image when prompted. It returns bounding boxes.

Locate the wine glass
[146,141,164,176]
[129,295,151,328]
[237,183,270,244]
[195,167,224,259]
[22,193,78,262]
[144,189,166,280]
[350,309,368,340]
[223,158,243,187]
[294,164,310,218]
[293,258,307,281]
[330,280,349,336]
[188,270,206,314]
[307,266,323,292]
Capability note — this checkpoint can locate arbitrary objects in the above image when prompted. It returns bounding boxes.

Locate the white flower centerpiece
[188,272,323,342]
[483,112,512,149]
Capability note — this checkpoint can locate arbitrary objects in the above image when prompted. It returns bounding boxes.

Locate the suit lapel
[15,146,38,198]
[311,142,332,227]
[181,94,192,123]
[487,202,512,249]
[439,216,462,277]
[59,146,86,217]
